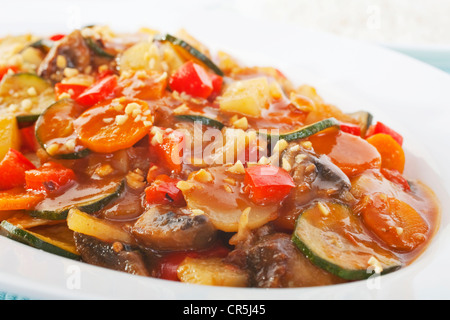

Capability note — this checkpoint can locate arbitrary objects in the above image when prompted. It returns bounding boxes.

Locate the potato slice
[219,77,270,117]
[0,114,21,160]
[177,257,248,287]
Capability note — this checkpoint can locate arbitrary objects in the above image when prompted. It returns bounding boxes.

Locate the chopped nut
[173,103,190,115]
[125,102,142,116]
[8,103,18,112]
[176,180,197,192]
[281,158,292,172]
[223,177,236,186]
[289,144,301,152]
[223,184,233,193]
[154,71,168,82]
[317,202,330,216]
[126,170,146,190]
[46,143,60,156]
[63,67,79,78]
[98,64,109,73]
[193,169,214,183]
[305,163,316,174]
[258,156,270,165]
[272,139,288,155]
[112,242,124,253]
[232,117,248,130]
[56,55,67,69]
[64,138,76,152]
[368,256,383,274]
[150,130,163,146]
[21,98,33,111]
[115,114,128,125]
[191,209,205,216]
[226,160,245,174]
[300,141,313,150]
[295,154,307,163]
[57,92,71,100]
[94,164,114,177]
[27,87,37,96]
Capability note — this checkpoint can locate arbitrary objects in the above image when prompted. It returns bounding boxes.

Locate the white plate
[1,1,450,300]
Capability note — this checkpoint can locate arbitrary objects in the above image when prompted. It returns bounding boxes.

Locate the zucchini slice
[259,117,340,142]
[29,179,125,220]
[175,114,224,129]
[292,201,402,280]
[346,111,373,137]
[0,220,80,260]
[155,33,224,76]
[84,37,115,59]
[0,73,55,122]
[35,98,90,159]
[28,38,54,54]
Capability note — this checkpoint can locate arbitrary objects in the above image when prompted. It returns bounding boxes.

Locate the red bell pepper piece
[20,125,39,153]
[0,65,19,81]
[339,122,361,136]
[380,168,410,192]
[0,149,36,190]
[25,161,76,193]
[209,73,223,100]
[244,164,295,205]
[366,121,403,146]
[145,174,185,206]
[149,128,185,173]
[169,61,214,99]
[55,83,89,100]
[49,34,66,41]
[75,75,118,107]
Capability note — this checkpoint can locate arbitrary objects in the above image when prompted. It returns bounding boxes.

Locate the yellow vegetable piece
[0,114,21,160]
[119,41,164,73]
[67,208,134,244]
[219,77,270,117]
[177,257,248,287]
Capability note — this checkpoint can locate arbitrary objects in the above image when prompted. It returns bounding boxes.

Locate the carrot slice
[366,133,405,173]
[0,187,45,211]
[360,193,428,252]
[309,130,381,177]
[73,97,154,153]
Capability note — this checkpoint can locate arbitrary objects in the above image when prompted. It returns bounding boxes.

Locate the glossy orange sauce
[275,127,440,266]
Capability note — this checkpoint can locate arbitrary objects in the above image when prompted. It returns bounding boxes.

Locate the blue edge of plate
[0,49,449,301]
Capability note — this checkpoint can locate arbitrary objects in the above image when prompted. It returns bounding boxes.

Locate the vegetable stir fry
[0,26,440,288]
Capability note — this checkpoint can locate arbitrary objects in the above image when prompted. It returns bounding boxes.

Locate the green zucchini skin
[35,99,91,160]
[346,111,373,136]
[28,179,125,220]
[16,114,41,128]
[85,37,115,59]
[259,117,340,142]
[175,114,225,129]
[155,33,224,76]
[292,201,402,281]
[292,234,373,280]
[29,38,54,53]
[0,220,80,260]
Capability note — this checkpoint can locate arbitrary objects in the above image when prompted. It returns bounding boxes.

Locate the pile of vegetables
[0,26,439,288]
